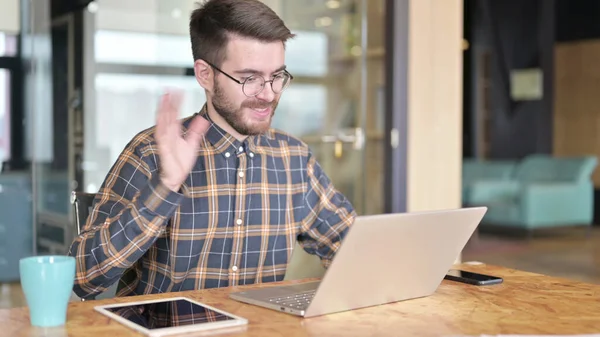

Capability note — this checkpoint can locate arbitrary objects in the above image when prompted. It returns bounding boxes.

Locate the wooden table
[2,263,600,336]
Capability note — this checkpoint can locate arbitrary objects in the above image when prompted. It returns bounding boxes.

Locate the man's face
[211,35,286,136]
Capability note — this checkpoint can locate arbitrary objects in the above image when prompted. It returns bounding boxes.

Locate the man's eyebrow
[234,65,287,75]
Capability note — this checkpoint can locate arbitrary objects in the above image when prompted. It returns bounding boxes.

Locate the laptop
[228,207,487,318]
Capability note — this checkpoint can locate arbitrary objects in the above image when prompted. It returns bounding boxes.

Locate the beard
[211,80,278,136]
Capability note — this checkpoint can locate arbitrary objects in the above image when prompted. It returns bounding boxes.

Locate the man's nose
[255,82,276,102]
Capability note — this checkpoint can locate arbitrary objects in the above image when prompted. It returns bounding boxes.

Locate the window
[94,73,205,161]
[0,32,19,165]
[83,73,205,191]
[95,30,193,67]
[285,31,328,77]
[0,32,17,57]
[94,29,328,76]
[272,84,326,137]
[86,28,329,191]
[0,69,9,162]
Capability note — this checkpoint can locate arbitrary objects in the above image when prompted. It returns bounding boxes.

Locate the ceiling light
[87,1,98,13]
[326,0,340,9]
[171,8,182,18]
[315,16,333,27]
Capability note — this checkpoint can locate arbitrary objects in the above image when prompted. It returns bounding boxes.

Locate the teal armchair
[462,159,516,204]
[466,155,598,230]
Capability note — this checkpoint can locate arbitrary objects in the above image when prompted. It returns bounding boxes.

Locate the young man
[68,0,356,300]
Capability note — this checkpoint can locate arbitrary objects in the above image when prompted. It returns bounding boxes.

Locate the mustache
[242,100,276,110]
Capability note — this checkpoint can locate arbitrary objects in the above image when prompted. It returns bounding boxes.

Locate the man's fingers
[156,94,170,138]
[157,89,185,140]
[166,90,183,122]
[185,115,210,146]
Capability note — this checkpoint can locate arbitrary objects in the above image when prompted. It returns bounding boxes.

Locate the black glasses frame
[203,60,294,97]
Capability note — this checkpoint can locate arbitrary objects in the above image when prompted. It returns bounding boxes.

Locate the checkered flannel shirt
[68,105,356,303]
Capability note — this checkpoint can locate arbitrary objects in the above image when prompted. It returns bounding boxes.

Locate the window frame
[0,52,23,170]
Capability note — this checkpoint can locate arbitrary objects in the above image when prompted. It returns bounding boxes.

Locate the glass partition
[4,0,389,291]
[82,0,386,215]
[82,2,194,193]
[23,0,73,256]
[0,69,10,163]
[0,56,31,284]
[0,32,18,57]
[0,3,45,285]
[10,1,388,270]
[274,0,386,215]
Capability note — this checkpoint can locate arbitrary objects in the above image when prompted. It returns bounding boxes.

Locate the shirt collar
[192,104,267,157]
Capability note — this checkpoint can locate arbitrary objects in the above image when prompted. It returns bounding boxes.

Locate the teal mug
[19,255,76,327]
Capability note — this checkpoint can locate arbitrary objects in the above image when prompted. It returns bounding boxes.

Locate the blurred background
[1,0,599,308]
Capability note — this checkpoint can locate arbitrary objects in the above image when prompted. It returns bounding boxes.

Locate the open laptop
[229,207,487,318]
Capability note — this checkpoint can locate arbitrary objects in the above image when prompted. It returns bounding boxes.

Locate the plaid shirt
[68,105,356,302]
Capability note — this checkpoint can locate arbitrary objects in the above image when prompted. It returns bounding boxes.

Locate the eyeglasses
[204,60,294,97]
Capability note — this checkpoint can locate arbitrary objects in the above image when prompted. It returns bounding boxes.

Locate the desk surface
[2,264,600,337]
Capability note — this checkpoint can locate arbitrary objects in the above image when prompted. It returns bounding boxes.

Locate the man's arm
[298,151,357,268]
[68,139,184,299]
[68,92,209,299]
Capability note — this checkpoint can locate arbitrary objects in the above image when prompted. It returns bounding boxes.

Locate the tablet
[94,296,248,337]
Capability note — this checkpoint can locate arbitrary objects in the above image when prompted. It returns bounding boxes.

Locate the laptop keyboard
[268,290,316,310]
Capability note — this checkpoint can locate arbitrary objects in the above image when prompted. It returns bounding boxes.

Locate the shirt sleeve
[298,150,357,268]
[67,136,184,299]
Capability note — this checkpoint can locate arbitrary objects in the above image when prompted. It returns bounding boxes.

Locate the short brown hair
[189,0,295,67]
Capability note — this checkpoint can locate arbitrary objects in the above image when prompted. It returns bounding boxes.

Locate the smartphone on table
[444,269,503,286]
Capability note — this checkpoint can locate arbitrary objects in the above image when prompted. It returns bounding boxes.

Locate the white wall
[0,0,20,33]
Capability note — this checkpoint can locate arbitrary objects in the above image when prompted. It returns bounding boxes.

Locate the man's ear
[194,59,213,92]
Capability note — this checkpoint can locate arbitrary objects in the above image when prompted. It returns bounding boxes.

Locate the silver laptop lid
[304,207,487,317]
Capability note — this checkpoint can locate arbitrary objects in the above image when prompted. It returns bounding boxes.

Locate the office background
[1,0,599,307]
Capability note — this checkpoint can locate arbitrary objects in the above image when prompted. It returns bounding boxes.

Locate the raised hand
[155,91,210,192]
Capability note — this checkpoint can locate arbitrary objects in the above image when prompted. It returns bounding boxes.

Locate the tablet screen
[104,298,237,330]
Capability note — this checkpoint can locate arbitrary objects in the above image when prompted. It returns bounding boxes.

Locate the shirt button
[249,152,254,158]
[232,266,238,272]
[225,152,231,158]
[238,171,244,178]
[238,146,244,153]
[236,219,242,225]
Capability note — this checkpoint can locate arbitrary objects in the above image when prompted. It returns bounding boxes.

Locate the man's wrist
[164,182,182,193]
[159,176,182,193]
[139,174,185,219]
